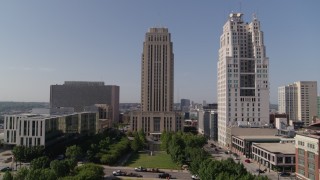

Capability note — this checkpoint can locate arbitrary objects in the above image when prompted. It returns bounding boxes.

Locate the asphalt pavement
[103,166,192,180]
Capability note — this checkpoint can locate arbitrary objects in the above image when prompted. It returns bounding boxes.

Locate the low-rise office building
[252,142,295,172]
[231,127,278,156]
[4,111,97,147]
[85,104,113,132]
[232,135,282,158]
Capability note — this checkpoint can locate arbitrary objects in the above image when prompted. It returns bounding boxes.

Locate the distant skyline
[0,1,319,104]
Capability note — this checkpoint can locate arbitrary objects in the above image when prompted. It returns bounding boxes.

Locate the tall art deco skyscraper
[141,28,174,112]
[130,28,183,138]
[217,13,270,146]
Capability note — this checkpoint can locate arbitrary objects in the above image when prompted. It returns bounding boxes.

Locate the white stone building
[217,13,270,147]
[4,111,97,147]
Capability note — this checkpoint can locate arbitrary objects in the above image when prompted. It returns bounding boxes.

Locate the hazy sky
[0,1,319,103]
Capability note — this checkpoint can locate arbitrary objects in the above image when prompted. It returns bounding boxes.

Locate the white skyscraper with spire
[217,13,270,147]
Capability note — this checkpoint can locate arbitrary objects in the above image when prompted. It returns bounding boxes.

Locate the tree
[14,167,29,180]
[24,168,56,180]
[160,131,173,152]
[130,133,142,152]
[100,154,116,165]
[138,129,146,145]
[38,169,57,180]
[30,156,50,169]
[12,146,44,166]
[75,163,104,180]
[64,158,77,173]
[65,145,82,160]
[12,146,24,168]
[188,148,208,174]
[3,171,13,180]
[99,137,110,150]
[50,160,69,177]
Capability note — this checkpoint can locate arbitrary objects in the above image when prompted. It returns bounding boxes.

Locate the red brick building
[295,123,320,180]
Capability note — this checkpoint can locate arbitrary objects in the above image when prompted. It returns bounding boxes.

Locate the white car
[113,170,126,176]
[234,157,240,160]
[134,166,147,172]
[191,174,200,180]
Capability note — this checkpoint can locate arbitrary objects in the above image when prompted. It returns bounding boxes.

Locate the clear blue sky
[0,1,319,104]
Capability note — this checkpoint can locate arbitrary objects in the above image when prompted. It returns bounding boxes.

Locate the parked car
[256,169,265,173]
[234,157,240,160]
[181,164,189,170]
[127,172,143,177]
[191,174,200,180]
[279,172,291,177]
[134,166,147,172]
[113,170,126,176]
[158,173,171,179]
[244,159,251,163]
[0,167,12,172]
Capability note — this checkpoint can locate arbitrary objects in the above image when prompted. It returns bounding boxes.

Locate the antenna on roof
[239,1,242,13]
[253,13,257,20]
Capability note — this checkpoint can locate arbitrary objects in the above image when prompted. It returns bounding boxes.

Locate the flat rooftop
[296,132,320,140]
[231,127,277,136]
[252,143,295,154]
[236,135,281,140]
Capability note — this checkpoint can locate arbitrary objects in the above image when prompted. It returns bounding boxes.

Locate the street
[103,166,192,180]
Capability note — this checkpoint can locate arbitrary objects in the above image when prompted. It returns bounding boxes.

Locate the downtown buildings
[50,81,119,125]
[217,13,270,147]
[278,81,318,126]
[130,28,183,139]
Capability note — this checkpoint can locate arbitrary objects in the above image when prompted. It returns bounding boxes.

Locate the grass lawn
[125,151,179,170]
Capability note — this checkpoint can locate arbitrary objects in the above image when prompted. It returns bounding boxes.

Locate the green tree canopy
[50,160,69,177]
[14,167,29,180]
[30,156,50,169]
[3,171,13,180]
[65,145,82,160]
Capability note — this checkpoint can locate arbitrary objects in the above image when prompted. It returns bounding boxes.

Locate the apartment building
[278,81,317,126]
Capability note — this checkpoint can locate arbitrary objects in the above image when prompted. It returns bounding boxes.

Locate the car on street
[113,170,126,176]
[158,173,171,179]
[191,174,200,180]
[279,172,291,177]
[256,169,265,173]
[0,167,12,172]
[244,159,251,163]
[234,157,240,160]
[134,166,147,172]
